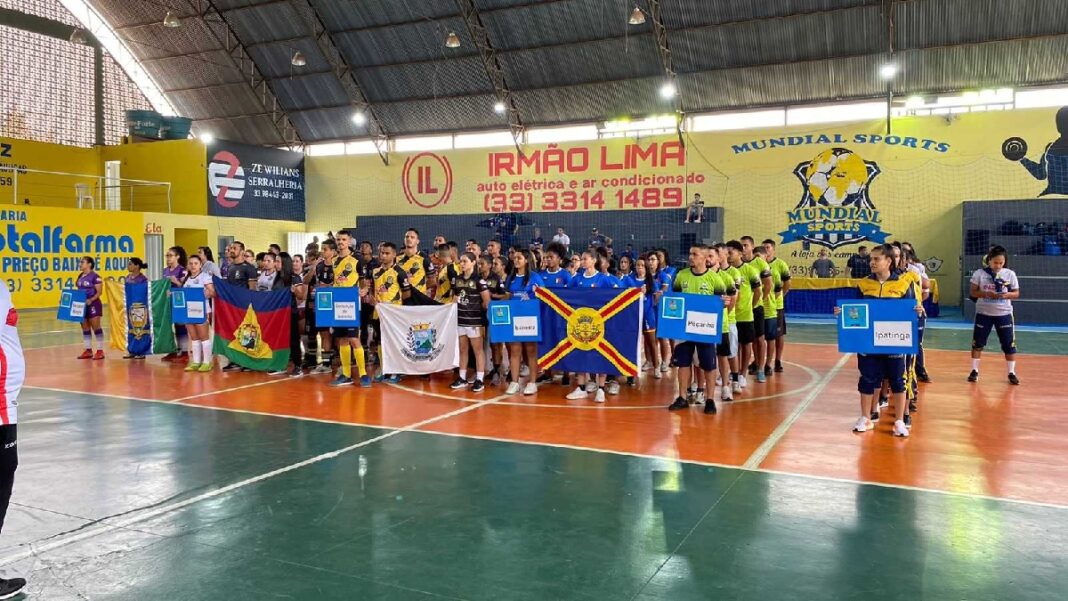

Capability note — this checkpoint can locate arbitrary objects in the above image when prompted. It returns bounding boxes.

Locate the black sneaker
[763,365,772,376]
[967,370,979,382]
[668,396,689,411]
[917,370,932,383]
[449,377,468,390]
[747,362,757,375]
[561,374,571,386]
[627,376,635,386]
[222,362,242,372]
[471,379,485,393]
[908,399,918,413]
[703,399,718,415]
[535,373,553,384]
[1008,373,1020,385]
[878,395,889,408]
[774,361,783,373]
[870,411,880,422]
[0,577,26,599]
[904,413,912,428]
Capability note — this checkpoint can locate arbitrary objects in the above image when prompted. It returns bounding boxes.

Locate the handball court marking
[0,389,513,567]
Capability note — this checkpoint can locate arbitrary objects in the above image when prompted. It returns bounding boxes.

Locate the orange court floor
[18,312,1068,509]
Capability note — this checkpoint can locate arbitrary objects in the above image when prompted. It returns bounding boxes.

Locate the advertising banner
[206,139,305,221]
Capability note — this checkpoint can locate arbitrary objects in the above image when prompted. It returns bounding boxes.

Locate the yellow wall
[306,107,1067,305]
[1,205,144,308]
[0,136,100,208]
[100,139,206,215]
[142,212,303,257]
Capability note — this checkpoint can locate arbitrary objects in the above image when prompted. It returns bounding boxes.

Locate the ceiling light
[879,63,898,80]
[628,6,645,25]
[163,10,181,28]
[291,51,306,67]
[352,111,367,125]
[445,32,461,48]
[199,132,214,144]
[493,101,507,114]
[659,82,677,99]
[69,28,88,45]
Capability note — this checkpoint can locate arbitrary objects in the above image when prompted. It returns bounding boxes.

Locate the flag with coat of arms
[211,277,291,371]
[378,303,459,375]
[535,287,643,377]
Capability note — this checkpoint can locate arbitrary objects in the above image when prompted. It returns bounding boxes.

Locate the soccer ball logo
[798,148,877,208]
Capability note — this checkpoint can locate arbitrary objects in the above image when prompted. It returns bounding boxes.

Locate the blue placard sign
[57,289,88,322]
[488,300,542,342]
[836,299,919,354]
[655,294,724,344]
[315,287,361,328]
[172,287,207,324]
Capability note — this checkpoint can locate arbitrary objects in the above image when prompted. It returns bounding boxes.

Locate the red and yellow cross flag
[535,287,643,377]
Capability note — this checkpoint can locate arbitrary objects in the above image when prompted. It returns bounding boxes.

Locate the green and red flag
[211,277,291,371]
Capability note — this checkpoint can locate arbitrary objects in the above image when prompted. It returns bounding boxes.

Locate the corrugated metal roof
[79,0,1068,145]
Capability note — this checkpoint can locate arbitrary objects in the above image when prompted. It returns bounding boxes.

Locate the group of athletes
[65,226,1023,439]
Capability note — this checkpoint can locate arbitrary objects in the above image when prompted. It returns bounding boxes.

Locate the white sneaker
[653,369,662,379]
[310,365,332,375]
[519,364,530,378]
[585,381,597,393]
[522,382,537,396]
[593,388,606,403]
[606,380,621,395]
[566,386,588,400]
[505,382,521,395]
[693,390,705,405]
[642,361,652,371]
[721,386,732,402]
[659,362,669,373]
[853,416,874,432]
[738,375,748,389]
[893,420,910,437]
[731,380,742,393]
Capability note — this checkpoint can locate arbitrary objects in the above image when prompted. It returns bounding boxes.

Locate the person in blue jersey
[536,242,571,386]
[504,250,544,396]
[595,246,621,289]
[650,250,674,375]
[622,254,662,381]
[484,255,509,385]
[566,251,612,403]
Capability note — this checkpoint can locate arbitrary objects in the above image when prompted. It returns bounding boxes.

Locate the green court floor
[4,389,1066,600]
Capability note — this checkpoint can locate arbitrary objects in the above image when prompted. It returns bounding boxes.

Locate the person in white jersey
[968,245,1021,385]
[0,284,27,598]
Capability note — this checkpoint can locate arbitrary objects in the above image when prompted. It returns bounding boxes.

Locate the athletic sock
[340,346,352,378]
[201,340,213,364]
[191,341,202,364]
[458,369,467,381]
[972,358,980,371]
[476,371,484,381]
[1007,360,1016,375]
[93,329,104,347]
[320,350,332,367]
[354,346,367,377]
[83,332,92,350]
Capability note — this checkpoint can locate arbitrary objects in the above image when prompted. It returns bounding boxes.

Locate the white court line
[171,377,294,402]
[742,352,853,470]
[0,392,510,567]
[25,377,294,405]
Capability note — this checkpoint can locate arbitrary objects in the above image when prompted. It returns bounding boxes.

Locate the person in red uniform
[0,283,27,598]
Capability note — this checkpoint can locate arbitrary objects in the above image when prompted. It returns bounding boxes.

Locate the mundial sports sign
[206,140,305,221]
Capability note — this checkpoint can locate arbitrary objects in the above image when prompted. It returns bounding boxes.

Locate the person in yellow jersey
[433,243,457,303]
[740,236,774,384]
[369,242,411,383]
[720,244,745,394]
[400,228,434,295]
[762,239,792,374]
[328,230,371,388]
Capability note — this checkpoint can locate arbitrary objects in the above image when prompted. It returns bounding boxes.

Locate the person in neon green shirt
[720,244,744,393]
[728,240,761,391]
[708,246,737,402]
[763,239,792,374]
[741,236,773,383]
[668,245,726,414]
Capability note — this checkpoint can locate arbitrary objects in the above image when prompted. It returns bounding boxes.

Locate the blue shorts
[764,317,779,341]
[972,313,1016,355]
[857,354,905,395]
[643,307,657,332]
[672,341,717,371]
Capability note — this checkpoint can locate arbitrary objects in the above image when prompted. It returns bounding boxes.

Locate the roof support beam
[289,0,389,165]
[453,0,525,155]
[640,0,683,145]
[186,0,302,147]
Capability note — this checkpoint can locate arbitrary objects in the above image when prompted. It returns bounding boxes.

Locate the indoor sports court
[3,0,1068,599]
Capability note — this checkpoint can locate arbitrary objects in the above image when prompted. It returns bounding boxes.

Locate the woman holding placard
[968,245,1021,385]
[182,254,215,373]
[75,256,105,361]
[504,250,544,396]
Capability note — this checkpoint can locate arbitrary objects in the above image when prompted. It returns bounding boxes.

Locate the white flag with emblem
[378,303,459,375]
